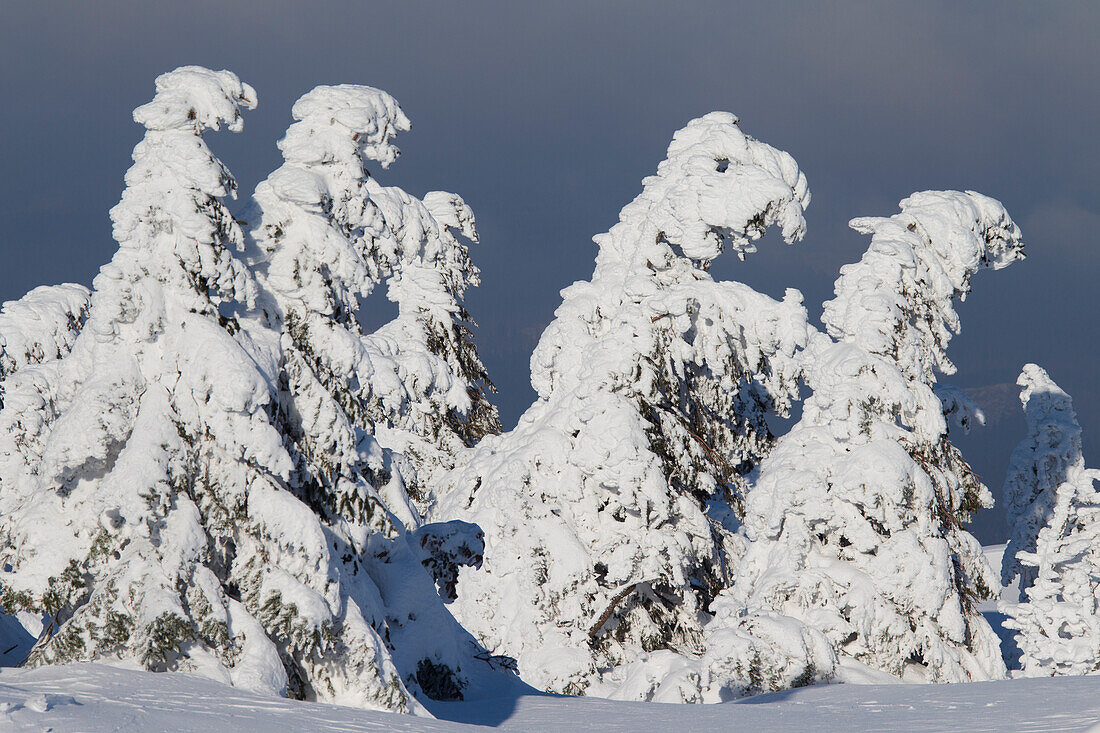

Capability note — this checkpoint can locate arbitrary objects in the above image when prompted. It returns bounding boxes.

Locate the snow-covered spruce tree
[0,68,493,713]
[1001,371,1100,676]
[363,183,500,511]
[700,191,1022,697]
[0,66,282,684]
[246,83,511,704]
[1001,364,1085,601]
[251,84,498,516]
[248,84,418,534]
[434,112,812,695]
[0,283,90,661]
[0,284,90,409]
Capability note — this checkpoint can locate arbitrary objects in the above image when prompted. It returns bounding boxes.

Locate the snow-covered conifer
[1001,364,1085,600]
[1002,454,1100,675]
[0,65,285,684]
[364,185,500,509]
[704,191,1023,696]
[0,68,502,713]
[434,112,812,694]
[245,82,511,706]
[248,84,417,532]
[251,85,498,516]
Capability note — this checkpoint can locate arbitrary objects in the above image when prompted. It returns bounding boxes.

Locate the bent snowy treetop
[133,66,256,133]
[824,190,1023,384]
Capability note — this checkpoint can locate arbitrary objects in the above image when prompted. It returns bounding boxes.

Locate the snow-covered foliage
[936,384,986,434]
[409,521,486,604]
[0,64,285,685]
[0,68,504,714]
[1001,364,1085,599]
[435,112,812,695]
[701,191,1024,696]
[1001,367,1100,676]
[364,184,500,510]
[248,84,420,534]
[0,284,90,408]
[250,84,498,516]
[1003,470,1100,678]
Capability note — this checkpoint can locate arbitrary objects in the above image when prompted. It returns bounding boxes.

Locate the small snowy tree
[435,112,812,694]
[1002,364,1085,600]
[700,191,1023,697]
[1003,467,1100,675]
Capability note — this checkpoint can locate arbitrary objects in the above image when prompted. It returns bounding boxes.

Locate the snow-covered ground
[3,662,1100,732]
[2,545,1087,732]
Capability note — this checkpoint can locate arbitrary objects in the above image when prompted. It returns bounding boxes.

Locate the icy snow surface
[3,661,1100,732]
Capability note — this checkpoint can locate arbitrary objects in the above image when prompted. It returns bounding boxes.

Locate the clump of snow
[0,284,90,404]
[410,521,485,603]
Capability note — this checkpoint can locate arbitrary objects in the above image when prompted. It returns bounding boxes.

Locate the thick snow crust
[714,192,1024,696]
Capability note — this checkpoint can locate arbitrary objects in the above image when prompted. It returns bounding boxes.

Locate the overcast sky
[2,2,1097,541]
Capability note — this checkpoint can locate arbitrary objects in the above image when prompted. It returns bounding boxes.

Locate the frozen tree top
[823,190,1024,382]
[133,66,256,133]
[1017,363,1079,432]
[531,111,810,401]
[602,111,809,267]
[282,85,410,172]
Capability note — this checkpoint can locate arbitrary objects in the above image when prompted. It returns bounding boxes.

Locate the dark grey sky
[2,2,1097,542]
